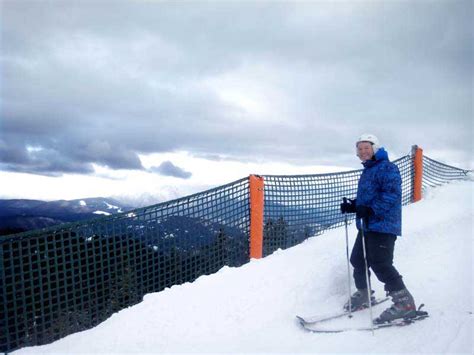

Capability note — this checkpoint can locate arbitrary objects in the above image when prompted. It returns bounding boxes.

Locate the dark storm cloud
[0,140,95,176]
[1,0,472,176]
[149,161,192,179]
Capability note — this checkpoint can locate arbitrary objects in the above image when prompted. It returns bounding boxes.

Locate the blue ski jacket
[355,147,402,236]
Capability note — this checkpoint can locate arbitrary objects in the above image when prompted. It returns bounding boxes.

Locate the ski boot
[374,288,417,324]
[344,289,375,312]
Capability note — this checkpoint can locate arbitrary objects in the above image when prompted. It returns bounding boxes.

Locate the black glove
[356,205,373,219]
[340,198,356,214]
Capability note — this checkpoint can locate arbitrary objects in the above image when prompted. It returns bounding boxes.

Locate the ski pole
[360,218,374,334]
[343,205,352,318]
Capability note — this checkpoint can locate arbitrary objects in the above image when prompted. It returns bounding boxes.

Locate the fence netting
[262,155,414,256]
[1,178,250,353]
[0,152,470,353]
[422,156,471,189]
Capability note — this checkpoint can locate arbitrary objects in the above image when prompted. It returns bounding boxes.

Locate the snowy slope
[15,181,473,354]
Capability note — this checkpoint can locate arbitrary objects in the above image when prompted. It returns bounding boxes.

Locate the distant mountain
[0,197,135,236]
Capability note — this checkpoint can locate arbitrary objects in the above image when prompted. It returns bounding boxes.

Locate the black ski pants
[350,230,405,292]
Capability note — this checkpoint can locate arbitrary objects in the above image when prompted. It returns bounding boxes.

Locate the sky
[1,0,472,204]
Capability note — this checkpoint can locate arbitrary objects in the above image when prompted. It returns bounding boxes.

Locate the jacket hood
[374,147,388,161]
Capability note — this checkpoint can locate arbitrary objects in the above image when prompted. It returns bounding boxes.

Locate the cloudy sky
[1,0,472,204]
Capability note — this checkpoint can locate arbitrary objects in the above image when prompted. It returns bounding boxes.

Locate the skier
[340,133,417,323]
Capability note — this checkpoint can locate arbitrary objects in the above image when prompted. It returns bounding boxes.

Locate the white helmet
[356,133,379,154]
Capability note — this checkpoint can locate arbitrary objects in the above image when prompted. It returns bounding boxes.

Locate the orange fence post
[249,175,264,259]
[412,145,423,202]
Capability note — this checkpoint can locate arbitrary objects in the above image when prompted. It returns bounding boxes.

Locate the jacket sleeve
[371,163,402,217]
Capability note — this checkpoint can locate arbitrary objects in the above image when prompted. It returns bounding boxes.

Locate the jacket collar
[362,147,389,168]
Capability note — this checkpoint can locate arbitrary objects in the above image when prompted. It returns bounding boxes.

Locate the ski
[300,305,429,333]
[296,297,389,325]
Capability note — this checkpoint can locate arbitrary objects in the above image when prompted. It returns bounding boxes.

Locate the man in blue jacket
[340,133,416,323]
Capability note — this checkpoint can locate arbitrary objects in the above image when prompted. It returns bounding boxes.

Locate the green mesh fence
[0,152,470,353]
[422,155,471,189]
[262,155,414,256]
[0,178,250,352]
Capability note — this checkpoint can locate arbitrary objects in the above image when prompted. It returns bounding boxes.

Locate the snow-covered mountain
[0,198,134,235]
[13,181,473,354]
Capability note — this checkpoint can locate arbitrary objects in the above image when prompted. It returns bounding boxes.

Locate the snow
[104,201,123,213]
[93,210,111,216]
[79,200,87,206]
[14,181,473,354]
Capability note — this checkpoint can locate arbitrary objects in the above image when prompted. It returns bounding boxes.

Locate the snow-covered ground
[15,181,473,354]
[92,210,112,216]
